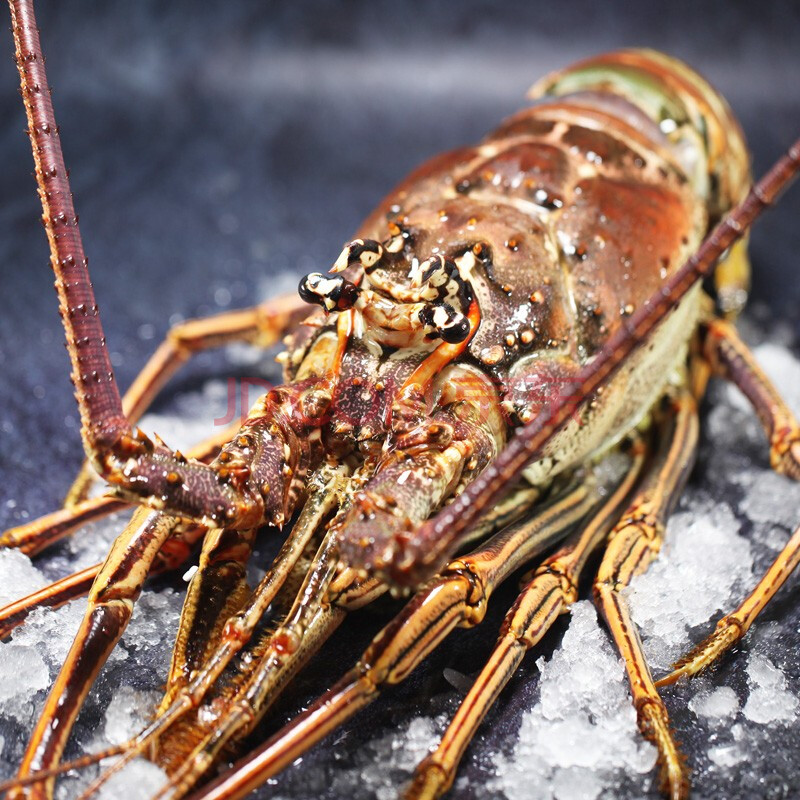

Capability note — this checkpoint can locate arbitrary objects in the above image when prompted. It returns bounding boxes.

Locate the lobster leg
[163,524,259,699]
[655,319,800,684]
[0,564,100,638]
[657,524,800,687]
[0,498,126,556]
[406,438,648,800]
[158,464,348,716]
[703,317,800,477]
[179,479,601,800]
[0,425,233,556]
[0,518,209,639]
[64,294,309,507]
[148,525,375,800]
[593,390,699,800]
[74,464,352,796]
[10,510,204,800]
[80,475,540,799]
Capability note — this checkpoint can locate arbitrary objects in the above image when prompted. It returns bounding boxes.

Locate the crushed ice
[1,330,800,799]
[489,602,658,800]
[743,653,799,725]
[487,338,800,799]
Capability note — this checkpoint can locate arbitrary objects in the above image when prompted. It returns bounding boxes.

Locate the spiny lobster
[1,1,799,799]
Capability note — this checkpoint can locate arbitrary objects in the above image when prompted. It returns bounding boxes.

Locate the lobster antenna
[0,743,129,793]
[9,0,129,456]
[399,137,800,587]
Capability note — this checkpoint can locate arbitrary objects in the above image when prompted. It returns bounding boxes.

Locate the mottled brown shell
[282,49,749,481]
[355,90,707,395]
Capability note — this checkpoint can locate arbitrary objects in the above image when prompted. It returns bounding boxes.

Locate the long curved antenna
[9,0,127,451]
[8,0,324,534]
[390,136,800,588]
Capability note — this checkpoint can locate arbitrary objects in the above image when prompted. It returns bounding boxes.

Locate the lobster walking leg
[163,525,259,696]
[79,479,540,800]
[593,391,699,800]
[158,464,348,713]
[703,317,800,477]
[0,517,210,639]
[0,425,234,556]
[64,295,309,507]
[0,498,127,556]
[657,524,800,687]
[148,527,374,800]
[406,439,647,800]
[10,510,204,800]
[76,465,353,796]
[0,564,100,638]
[655,319,800,685]
[182,479,602,800]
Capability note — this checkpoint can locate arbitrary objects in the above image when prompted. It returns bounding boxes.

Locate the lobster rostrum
[2,1,800,798]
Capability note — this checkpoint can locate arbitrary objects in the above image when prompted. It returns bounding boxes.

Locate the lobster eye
[439,315,471,343]
[418,303,471,344]
[298,273,360,312]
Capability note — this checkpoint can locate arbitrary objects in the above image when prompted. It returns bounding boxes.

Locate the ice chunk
[11,600,98,667]
[552,765,603,800]
[0,645,49,714]
[123,588,183,659]
[96,758,168,800]
[335,714,443,800]
[627,502,753,671]
[104,685,162,745]
[0,550,47,606]
[491,603,657,800]
[743,654,799,724]
[708,743,745,768]
[741,471,800,531]
[689,686,739,725]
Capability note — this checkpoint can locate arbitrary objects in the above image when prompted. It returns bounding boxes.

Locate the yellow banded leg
[658,523,800,686]
[81,482,542,800]
[654,319,800,684]
[73,465,351,800]
[177,480,602,800]
[593,391,699,800]
[11,509,192,800]
[703,317,800,479]
[64,293,309,507]
[405,440,647,800]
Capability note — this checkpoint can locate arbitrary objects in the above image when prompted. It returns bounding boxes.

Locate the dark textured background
[0,1,799,798]
[0,0,799,522]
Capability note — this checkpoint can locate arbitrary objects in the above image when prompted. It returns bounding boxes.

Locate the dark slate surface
[1,2,799,799]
